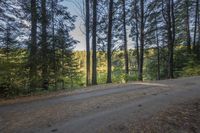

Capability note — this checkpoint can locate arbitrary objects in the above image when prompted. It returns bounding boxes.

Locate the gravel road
[0,77,200,133]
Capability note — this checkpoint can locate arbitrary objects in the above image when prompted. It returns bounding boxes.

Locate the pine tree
[193,0,199,52]
[138,0,144,81]
[122,0,129,82]
[41,0,49,89]
[106,0,114,83]
[55,21,79,89]
[92,0,97,85]
[85,0,91,86]
[29,0,38,91]
[0,23,19,97]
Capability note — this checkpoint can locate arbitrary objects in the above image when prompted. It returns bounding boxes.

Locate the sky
[63,0,86,51]
[63,0,133,51]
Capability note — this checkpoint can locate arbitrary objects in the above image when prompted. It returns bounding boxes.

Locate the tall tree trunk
[122,0,129,82]
[51,0,57,88]
[193,0,199,52]
[171,0,175,45]
[41,0,48,89]
[171,0,175,78]
[134,1,139,74]
[138,0,144,81]
[155,15,160,80]
[106,0,113,83]
[61,37,65,89]
[29,0,37,91]
[197,5,200,58]
[92,0,97,85]
[167,0,174,79]
[185,0,191,54]
[5,24,10,62]
[85,0,90,86]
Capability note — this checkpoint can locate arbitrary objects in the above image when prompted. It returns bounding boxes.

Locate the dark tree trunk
[85,0,90,86]
[155,15,160,80]
[171,0,175,45]
[106,0,113,83]
[167,0,174,79]
[51,0,57,88]
[29,0,37,91]
[171,0,175,78]
[61,42,64,89]
[41,0,48,89]
[197,5,200,59]
[5,24,10,62]
[185,0,191,54]
[134,1,139,73]
[138,0,144,81]
[92,0,97,85]
[193,0,199,52]
[122,0,129,82]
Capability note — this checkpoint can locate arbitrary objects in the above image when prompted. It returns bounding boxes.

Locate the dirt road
[0,77,200,133]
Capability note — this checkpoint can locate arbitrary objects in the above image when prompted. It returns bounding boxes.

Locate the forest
[0,0,200,98]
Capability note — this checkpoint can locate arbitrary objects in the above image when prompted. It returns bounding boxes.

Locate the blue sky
[63,0,85,51]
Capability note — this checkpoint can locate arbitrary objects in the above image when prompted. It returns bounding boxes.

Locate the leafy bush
[181,60,200,76]
[0,82,17,98]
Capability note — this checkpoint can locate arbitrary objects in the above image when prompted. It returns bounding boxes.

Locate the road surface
[0,77,200,133]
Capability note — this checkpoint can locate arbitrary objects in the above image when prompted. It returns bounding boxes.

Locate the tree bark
[155,15,160,80]
[51,0,57,88]
[29,0,37,91]
[122,0,129,82]
[134,1,139,74]
[193,0,199,52]
[167,0,174,79]
[171,0,175,45]
[41,0,48,89]
[138,0,144,81]
[85,0,90,86]
[92,0,97,85]
[197,4,200,59]
[106,0,113,83]
[185,0,191,54]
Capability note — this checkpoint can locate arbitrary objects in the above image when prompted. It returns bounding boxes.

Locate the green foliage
[143,46,200,80]
[0,49,28,98]
[182,64,200,76]
[173,46,199,77]
[181,59,200,76]
[0,82,16,98]
[1,46,200,98]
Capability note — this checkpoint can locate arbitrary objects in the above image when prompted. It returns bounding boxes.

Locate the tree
[197,5,200,59]
[193,0,199,52]
[168,0,175,79]
[0,0,26,97]
[106,0,114,83]
[85,0,90,86]
[138,0,144,81]
[175,0,192,54]
[55,21,79,88]
[162,0,175,79]
[122,0,129,82]
[92,0,97,85]
[135,2,140,76]
[0,24,18,97]
[130,0,140,73]
[29,0,38,91]
[155,13,161,80]
[41,0,49,89]
[185,0,191,53]
[50,0,57,88]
